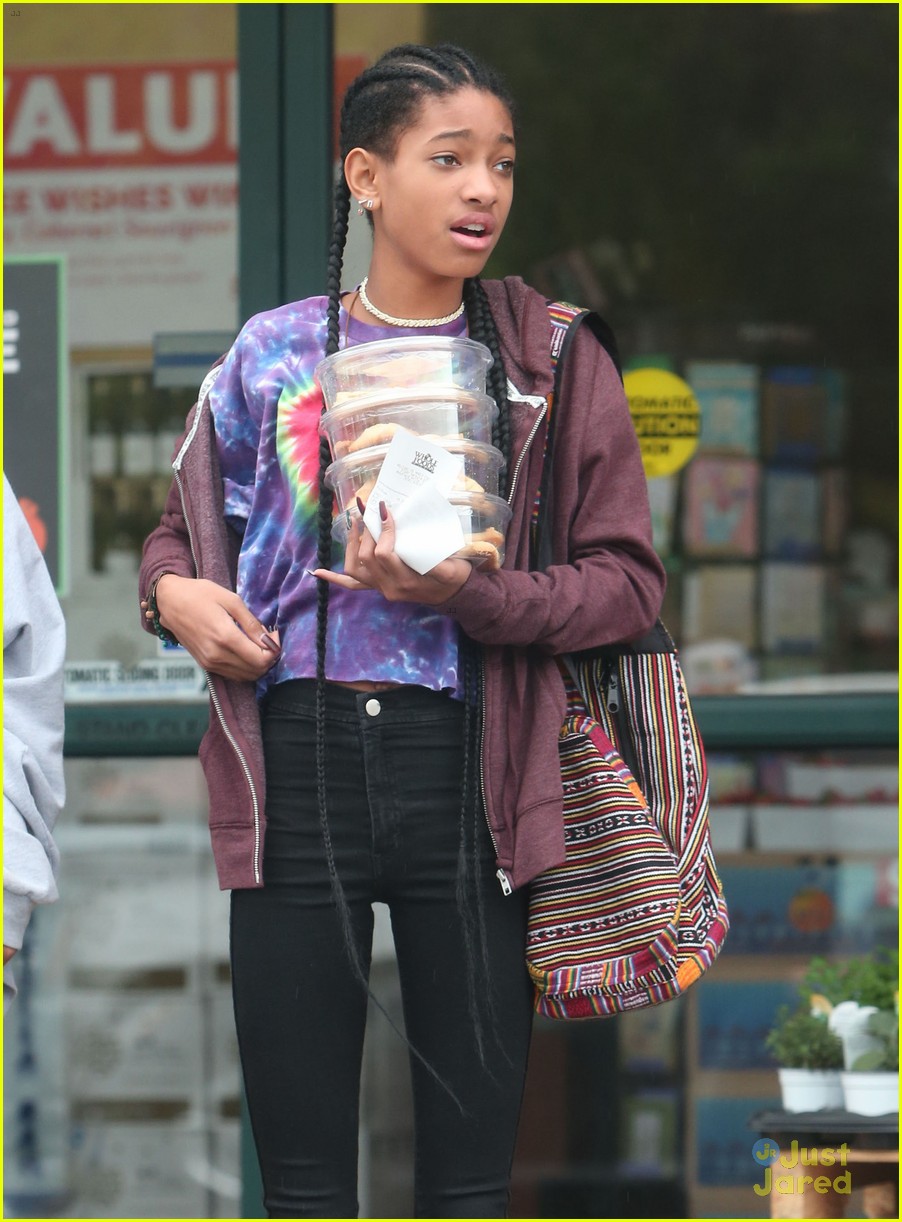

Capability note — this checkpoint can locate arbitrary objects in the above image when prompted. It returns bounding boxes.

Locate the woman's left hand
[312,502,472,606]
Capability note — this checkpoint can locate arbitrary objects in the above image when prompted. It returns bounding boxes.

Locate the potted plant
[801,947,897,1009]
[801,948,898,1069]
[841,1008,899,1116]
[765,1006,845,1112]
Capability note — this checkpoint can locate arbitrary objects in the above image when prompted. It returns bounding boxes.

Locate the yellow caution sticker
[624,368,701,477]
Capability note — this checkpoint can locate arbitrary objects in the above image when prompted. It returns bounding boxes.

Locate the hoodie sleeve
[3,476,66,951]
[439,324,666,651]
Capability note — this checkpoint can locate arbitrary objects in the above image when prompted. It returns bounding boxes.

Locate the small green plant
[765,1006,844,1070]
[801,948,898,1011]
[800,957,847,1005]
[852,1010,899,1072]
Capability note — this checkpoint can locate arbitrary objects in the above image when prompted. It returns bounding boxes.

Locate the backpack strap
[533,301,623,569]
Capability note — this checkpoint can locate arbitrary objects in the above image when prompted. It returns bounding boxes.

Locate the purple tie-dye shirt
[209,295,468,697]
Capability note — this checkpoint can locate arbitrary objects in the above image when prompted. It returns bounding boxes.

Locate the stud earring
[357,199,374,215]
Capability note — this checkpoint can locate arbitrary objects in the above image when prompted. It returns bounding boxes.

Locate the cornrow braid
[310,43,517,1085]
[338,42,514,162]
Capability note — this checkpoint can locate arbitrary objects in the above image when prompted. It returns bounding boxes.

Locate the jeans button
[365,698,381,717]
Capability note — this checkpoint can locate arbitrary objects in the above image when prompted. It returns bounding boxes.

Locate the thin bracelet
[147,573,178,645]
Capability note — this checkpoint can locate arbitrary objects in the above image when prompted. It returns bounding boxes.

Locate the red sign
[3,62,237,170]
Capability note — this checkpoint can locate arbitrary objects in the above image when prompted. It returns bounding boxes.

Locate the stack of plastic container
[315,336,511,569]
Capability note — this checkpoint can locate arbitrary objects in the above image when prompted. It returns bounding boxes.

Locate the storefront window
[431,2,898,692]
[4,6,897,1220]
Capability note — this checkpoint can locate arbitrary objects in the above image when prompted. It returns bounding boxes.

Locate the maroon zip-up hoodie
[139,277,665,892]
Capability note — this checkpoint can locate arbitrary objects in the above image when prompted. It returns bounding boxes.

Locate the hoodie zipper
[505,384,548,508]
[480,384,549,896]
[173,402,263,886]
[479,671,511,896]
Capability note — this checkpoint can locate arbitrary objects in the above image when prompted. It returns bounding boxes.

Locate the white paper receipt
[362,432,465,574]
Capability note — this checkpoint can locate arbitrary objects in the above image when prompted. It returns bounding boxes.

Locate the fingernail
[356,496,366,516]
[304,569,318,577]
[259,632,280,654]
[379,500,388,522]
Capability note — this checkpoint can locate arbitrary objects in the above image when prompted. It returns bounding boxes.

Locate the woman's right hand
[145,575,281,681]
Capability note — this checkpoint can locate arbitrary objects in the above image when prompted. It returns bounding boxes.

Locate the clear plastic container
[332,492,512,571]
[315,336,493,410]
[325,439,506,512]
[319,387,498,460]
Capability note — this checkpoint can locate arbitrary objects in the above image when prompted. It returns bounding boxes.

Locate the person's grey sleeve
[3,475,66,953]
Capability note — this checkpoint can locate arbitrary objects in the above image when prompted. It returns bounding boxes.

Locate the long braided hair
[315,44,516,1073]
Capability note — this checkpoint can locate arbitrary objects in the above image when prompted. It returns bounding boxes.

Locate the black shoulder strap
[533,302,623,570]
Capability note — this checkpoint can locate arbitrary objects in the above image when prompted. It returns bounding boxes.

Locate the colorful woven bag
[525,303,729,1019]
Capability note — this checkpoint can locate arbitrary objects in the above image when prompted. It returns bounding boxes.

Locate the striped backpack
[525,303,729,1019]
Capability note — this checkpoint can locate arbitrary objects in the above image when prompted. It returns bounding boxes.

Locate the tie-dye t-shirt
[209,295,469,697]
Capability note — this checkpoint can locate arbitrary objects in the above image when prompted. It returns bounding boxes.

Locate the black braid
[313,169,359,992]
[325,176,350,358]
[315,165,468,1109]
[464,278,512,495]
[338,43,514,163]
[310,43,518,1084]
[454,633,509,1078]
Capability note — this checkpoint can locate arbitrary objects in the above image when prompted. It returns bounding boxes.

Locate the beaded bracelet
[147,573,178,645]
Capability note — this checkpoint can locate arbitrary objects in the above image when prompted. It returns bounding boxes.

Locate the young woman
[140,43,665,1219]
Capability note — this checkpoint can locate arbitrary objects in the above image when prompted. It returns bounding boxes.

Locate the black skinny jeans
[230,681,534,1219]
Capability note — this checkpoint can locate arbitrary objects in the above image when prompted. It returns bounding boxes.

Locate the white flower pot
[828,1001,880,1070]
[778,1067,845,1112]
[841,1070,899,1116]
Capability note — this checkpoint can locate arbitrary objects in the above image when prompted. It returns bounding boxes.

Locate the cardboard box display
[66,991,205,1102]
[209,1121,242,1218]
[207,986,242,1105]
[784,759,898,803]
[53,823,208,974]
[199,860,233,968]
[708,805,749,854]
[61,1121,210,1218]
[750,803,897,854]
[65,757,207,826]
[707,755,758,803]
[4,984,68,1104]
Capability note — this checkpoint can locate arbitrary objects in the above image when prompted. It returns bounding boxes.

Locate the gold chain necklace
[358,277,465,328]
